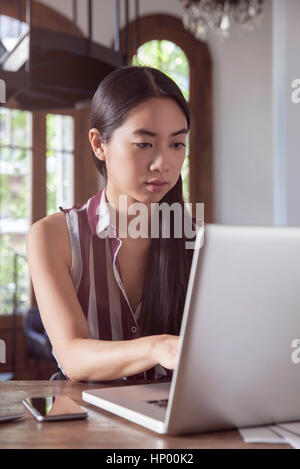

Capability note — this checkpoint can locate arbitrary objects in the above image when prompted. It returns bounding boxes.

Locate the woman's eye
[135,143,151,149]
[173,143,186,150]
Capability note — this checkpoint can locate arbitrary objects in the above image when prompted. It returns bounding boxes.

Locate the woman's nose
[150,153,170,172]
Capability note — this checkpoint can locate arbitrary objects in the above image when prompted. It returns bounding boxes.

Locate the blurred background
[0,0,299,380]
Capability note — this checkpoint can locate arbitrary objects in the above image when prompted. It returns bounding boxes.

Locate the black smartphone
[0,414,23,423]
[22,395,88,422]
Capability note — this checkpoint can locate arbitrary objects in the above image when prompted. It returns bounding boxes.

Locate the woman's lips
[145,180,168,192]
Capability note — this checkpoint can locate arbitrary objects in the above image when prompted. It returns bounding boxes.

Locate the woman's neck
[104,184,152,240]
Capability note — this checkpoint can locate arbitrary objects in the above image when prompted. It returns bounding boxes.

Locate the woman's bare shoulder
[30,212,72,271]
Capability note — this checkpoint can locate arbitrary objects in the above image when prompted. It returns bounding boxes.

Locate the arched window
[132,40,190,203]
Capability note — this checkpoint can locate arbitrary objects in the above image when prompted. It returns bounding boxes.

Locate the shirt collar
[87,186,118,239]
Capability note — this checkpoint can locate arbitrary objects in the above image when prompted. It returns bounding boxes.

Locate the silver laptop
[82,224,300,435]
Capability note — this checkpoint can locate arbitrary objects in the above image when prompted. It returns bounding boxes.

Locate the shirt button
[131,326,137,334]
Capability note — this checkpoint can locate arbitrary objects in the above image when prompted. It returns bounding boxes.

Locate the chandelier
[179,0,265,41]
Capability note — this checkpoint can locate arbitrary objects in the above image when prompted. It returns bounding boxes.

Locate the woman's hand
[151,334,180,370]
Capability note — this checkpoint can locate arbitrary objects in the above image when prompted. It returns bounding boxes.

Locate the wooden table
[0,381,292,449]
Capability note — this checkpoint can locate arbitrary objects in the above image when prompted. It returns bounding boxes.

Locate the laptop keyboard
[146,399,169,408]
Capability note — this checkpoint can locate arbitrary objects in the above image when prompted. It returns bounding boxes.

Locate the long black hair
[89,65,196,336]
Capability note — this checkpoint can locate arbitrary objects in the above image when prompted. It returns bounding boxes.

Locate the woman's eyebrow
[131,128,188,137]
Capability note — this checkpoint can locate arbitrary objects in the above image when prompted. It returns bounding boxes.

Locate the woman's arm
[56,334,178,382]
[26,217,178,382]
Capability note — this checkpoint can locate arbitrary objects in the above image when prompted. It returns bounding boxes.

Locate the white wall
[37,0,276,225]
[273,0,300,226]
[286,1,300,226]
[208,0,273,225]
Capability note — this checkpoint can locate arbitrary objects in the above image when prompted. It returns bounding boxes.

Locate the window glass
[46,114,74,215]
[0,108,31,315]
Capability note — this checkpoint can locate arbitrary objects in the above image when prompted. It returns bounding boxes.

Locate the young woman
[26,65,197,382]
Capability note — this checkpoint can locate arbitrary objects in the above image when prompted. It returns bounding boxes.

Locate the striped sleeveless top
[55,185,172,381]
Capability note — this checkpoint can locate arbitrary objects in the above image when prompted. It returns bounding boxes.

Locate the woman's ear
[88,128,106,162]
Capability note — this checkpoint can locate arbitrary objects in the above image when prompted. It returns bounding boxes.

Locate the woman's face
[90,97,188,207]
